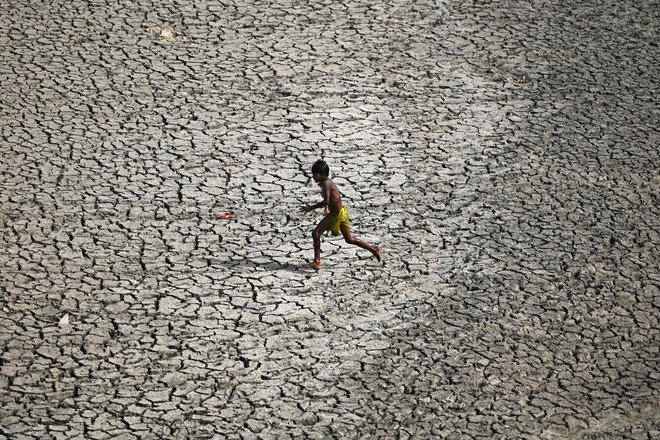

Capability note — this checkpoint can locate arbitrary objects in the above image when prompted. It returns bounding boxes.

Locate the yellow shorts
[325,206,350,236]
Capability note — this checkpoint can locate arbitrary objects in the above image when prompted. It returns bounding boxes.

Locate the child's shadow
[214,257,303,273]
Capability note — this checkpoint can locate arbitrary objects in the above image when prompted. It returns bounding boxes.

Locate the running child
[300,159,381,268]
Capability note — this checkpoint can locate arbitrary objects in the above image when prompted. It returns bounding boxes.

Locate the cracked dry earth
[1,0,658,439]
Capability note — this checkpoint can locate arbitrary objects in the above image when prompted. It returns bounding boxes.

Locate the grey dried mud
[1,0,658,439]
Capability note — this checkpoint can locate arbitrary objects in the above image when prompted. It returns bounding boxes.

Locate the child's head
[311,159,330,180]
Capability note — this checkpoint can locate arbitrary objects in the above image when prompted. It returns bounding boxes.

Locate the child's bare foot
[374,247,381,262]
[305,261,321,269]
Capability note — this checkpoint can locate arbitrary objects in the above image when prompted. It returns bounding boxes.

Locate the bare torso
[321,179,342,214]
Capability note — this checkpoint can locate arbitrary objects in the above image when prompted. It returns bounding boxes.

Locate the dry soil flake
[146,26,188,43]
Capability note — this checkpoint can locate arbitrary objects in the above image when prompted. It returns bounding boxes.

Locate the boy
[300,159,381,268]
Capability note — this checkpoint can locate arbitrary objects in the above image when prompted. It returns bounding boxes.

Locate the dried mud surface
[1,0,658,439]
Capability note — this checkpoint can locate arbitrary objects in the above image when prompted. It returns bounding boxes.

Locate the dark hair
[311,159,330,177]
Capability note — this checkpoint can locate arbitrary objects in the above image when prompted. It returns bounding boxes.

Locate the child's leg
[308,216,332,268]
[340,225,381,262]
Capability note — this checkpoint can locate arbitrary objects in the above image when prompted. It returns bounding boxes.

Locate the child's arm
[301,180,328,214]
[323,181,335,214]
[301,200,325,213]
